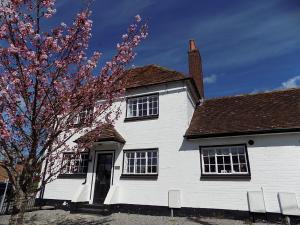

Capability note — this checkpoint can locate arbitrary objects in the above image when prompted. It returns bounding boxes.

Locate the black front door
[93,153,113,204]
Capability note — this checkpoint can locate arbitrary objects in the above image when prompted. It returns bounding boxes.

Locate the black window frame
[199,144,251,179]
[58,152,89,179]
[70,106,94,127]
[121,148,159,179]
[124,93,159,122]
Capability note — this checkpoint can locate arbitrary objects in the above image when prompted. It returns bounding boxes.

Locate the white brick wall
[43,81,300,213]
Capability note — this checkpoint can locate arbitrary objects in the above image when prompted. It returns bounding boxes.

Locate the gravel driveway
[0,209,278,225]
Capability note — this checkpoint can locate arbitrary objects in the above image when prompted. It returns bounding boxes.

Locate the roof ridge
[204,87,300,102]
[125,64,187,76]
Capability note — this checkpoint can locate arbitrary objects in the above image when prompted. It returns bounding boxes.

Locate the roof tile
[124,65,187,89]
[77,124,125,144]
[185,88,300,138]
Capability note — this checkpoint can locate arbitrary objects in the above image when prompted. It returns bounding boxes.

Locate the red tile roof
[0,163,23,182]
[0,166,8,182]
[124,64,188,89]
[76,124,125,144]
[185,88,300,138]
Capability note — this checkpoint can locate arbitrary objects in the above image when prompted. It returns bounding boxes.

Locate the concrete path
[0,209,279,225]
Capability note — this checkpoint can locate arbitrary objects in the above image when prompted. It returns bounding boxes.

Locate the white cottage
[40,40,300,220]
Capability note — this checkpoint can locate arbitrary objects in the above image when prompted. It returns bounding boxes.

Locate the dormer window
[125,94,159,121]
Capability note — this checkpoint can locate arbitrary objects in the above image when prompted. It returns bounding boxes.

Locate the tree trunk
[9,190,28,225]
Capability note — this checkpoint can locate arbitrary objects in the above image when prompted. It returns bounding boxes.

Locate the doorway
[93,152,114,204]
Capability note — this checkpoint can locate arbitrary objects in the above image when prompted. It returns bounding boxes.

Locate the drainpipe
[0,179,9,212]
[39,157,49,200]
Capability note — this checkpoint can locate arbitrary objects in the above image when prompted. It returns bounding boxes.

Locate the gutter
[184,127,300,139]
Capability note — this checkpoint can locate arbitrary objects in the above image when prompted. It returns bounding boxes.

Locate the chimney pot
[189,40,197,51]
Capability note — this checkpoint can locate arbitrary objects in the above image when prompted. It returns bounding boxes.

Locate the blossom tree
[0,0,148,224]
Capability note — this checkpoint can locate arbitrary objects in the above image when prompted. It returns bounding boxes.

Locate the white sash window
[127,94,158,118]
[201,145,250,176]
[123,149,158,175]
[61,152,89,174]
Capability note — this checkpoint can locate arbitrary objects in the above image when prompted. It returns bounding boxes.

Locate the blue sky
[52,0,300,98]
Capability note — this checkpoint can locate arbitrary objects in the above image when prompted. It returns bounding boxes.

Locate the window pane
[204,165,209,173]
[210,165,216,172]
[209,156,215,164]
[240,164,248,172]
[203,156,209,164]
[152,166,157,173]
[129,166,134,173]
[218,165,224,173]
[217,149,223,155]
[237,147,245,154]
[149,95,158,115]
[128,99,138,117]
[231,147,238,155]
[202,149,208,156]
[153,158,157,165]
[224,156,230,164]
[221,148,230,155]
[208,150,215,156]
[239,155,246,163]
[233,164,240,172]
[225,164,231,173]
[232,155,239,163]
[217,156,223,164]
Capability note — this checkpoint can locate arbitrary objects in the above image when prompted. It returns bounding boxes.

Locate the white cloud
[281,75,300,89]
[250,75,300,94]
[204,74,217,84]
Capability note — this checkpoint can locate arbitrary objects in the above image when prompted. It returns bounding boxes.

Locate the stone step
[70,203,112,215]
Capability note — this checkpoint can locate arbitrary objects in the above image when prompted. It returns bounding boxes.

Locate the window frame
[199,144,251,179]
[125,93,159,122]
[71,106,94,126]
[121,148,159,179]
[58,152,89,179]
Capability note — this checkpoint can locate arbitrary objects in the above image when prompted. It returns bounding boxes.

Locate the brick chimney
[188,40,204,99]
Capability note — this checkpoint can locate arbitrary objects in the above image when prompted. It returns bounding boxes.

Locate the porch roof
[76,124,125,144]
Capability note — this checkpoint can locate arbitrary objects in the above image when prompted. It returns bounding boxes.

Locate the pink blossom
[135,14,142,22]
[0,1,148,221]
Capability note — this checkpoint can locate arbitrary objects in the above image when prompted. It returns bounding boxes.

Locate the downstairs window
[200,145,250,177]
[123,149,158,176]
[61,152,89,175]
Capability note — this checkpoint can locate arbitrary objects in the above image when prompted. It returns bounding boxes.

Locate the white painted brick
[43,81,300,213]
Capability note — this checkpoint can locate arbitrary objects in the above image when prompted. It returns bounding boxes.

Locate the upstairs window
[126,94,159,119]
[123,149,158,175]
[72,107,93,125]
[200,145,250,176]
[61,152,89,175]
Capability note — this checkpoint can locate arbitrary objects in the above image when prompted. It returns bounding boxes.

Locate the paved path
[0,209,279,225]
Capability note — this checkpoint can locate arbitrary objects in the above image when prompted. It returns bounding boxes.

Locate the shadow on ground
[22,217,113,225]
[187,217,217,225]
[56,218,112,225]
